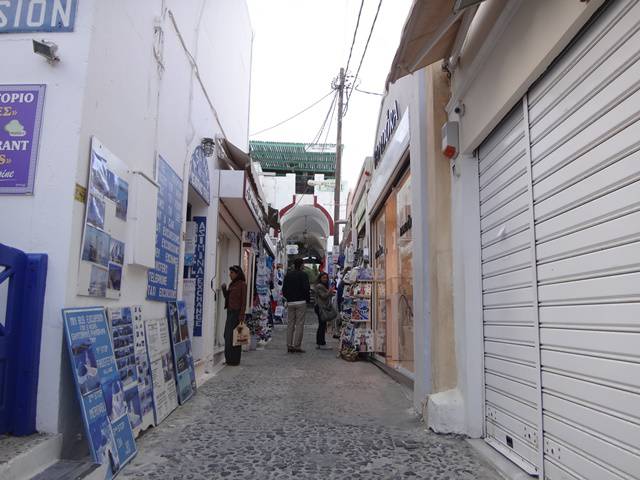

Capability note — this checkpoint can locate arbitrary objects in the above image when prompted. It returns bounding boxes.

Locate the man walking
[282,258,310,353]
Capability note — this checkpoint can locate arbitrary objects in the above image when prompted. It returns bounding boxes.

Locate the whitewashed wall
[0,0,252,441]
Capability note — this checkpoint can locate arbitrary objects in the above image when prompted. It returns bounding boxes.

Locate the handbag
[233,322,251,346]
[319,304,338,323]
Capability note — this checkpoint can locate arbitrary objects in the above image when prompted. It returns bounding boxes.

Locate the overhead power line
[344,0,384,117]
[355,86,383,96]
[344,0,366,75]
[308,90,338,148]
[250,90,334,137]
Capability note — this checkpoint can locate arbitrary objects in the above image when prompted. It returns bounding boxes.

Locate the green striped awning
[249,141,337,174]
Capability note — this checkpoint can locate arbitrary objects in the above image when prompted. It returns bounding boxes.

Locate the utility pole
[333,68,345,251]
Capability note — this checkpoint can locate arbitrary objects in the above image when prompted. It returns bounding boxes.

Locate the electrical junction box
[441,121,459,159]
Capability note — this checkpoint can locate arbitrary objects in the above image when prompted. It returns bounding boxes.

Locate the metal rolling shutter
[478,105,542,475]
[527,0,640,477]
[479,0,640,477]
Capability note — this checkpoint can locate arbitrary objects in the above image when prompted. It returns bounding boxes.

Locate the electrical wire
[250,90,334,137]
[307,89,338,149]
[354,86,383,96]
[344,0,366,75]
[343,0,384,117]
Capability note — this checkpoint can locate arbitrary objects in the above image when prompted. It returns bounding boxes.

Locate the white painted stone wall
[0,0,252,441]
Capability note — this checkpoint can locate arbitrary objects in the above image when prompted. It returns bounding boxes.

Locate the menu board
[147,156,183,302]
[144,317,178,424]
[63,307,137,476]
[167,301,197,405]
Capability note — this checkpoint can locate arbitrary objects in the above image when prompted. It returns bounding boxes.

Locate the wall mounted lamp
[33,39,59,64]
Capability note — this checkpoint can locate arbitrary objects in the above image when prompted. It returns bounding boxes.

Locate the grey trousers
[286,303,307,348]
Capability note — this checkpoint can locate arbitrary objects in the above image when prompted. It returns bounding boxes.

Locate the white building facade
[0,0,256,457]
[389,0,640,478]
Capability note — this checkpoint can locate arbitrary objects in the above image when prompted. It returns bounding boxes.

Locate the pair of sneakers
[287,346,305,353]
[316,344,332,350]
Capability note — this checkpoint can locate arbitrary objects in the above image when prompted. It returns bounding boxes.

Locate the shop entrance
[214,216,241,352]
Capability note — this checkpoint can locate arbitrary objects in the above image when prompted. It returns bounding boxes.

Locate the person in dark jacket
[221,265,247,366]
[282,258,310,353]
[314,272,335,349]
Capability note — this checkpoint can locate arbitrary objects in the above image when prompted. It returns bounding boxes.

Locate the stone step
[29,460,98,480]
[0,434,62,480]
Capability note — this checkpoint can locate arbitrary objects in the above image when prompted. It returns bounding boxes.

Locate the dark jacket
[222,279,247,315]
[282,269,310,303]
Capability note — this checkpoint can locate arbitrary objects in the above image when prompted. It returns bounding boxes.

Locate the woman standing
[314,272,336,349]
[221,265,247,366]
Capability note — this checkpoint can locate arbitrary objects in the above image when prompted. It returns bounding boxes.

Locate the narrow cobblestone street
[118,310,499,480]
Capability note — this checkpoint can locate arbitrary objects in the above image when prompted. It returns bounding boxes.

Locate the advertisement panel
[147,157,183,301]
[0,85,45,194]
[144,316,178,424]
[167,301,197,404]
[62,307,137,477]
[0,0,78,33]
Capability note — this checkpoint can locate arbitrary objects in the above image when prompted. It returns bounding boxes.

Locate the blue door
[0,243,47,436]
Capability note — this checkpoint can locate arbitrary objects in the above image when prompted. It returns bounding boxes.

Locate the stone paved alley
[118,311,499,480]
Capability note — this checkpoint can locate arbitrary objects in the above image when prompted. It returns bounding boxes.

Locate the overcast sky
[246,0,412,192]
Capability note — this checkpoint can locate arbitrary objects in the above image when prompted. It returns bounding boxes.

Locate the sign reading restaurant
[0,0,78,33]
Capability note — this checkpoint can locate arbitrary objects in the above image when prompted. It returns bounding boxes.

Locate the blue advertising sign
[0,0,78,33]
[189,146,210,205]
[147,157,183,301]
[167,301,197,404]
[62,307,137,476]
[192,216,206,336]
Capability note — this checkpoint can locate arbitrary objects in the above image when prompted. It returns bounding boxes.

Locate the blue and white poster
[63,307,137,476]
[189,145,210,204]
[131,306,155,434]
[144,316,178,425]
[167,301,197,404]
[192,216,206,336]
[147,156,183,302]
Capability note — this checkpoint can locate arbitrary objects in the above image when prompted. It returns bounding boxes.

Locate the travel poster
[145,316,178,424]
[129,306,155,434]
[107,307,145,437]
[63,307,137,476]
[78,138,129,299]
[167,301,197,405]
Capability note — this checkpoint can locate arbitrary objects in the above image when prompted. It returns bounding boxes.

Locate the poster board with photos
[62,307,137,476]
[167,301,197,404]
[107,306,154,437]
[144,316,178,424]
[79,137,130,299]
[131,306,156,433]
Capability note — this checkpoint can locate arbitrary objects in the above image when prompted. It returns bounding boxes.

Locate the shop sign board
[0,85,45,194]
[373,100,400,167]
[62,307,137,477]
[0,0,78,33]
[166,301,197,404]
[192,216,206,337]
[244,176,266,232]
[147,157,183,301]
[189,145,210,205]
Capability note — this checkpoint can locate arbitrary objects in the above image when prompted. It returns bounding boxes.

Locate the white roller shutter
[479,1,640,477]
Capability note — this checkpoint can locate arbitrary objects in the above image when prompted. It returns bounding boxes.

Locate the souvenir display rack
[339,270,374,361]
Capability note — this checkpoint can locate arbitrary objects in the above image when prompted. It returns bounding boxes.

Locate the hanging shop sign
[0,0,78,33]
[399,214,412,237]
[78,138,129,299]
[373,100,400,167]
[144,316,178,425]
[147,157,183,302]
[0,85,45,194]
[189,145,210,205]
[191,216,206,336]
[167,301,197,404]
[62,307,137,476]
[244,176,266,232]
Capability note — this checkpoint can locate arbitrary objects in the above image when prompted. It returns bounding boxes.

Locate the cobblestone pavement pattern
[119,310,499,480]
